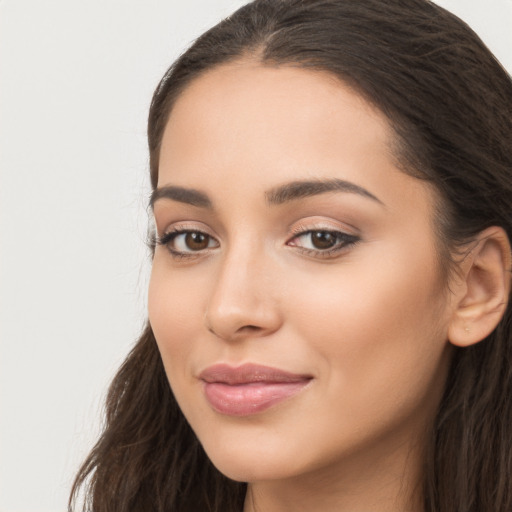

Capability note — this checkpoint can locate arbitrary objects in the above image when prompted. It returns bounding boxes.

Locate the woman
[70,0,512,510]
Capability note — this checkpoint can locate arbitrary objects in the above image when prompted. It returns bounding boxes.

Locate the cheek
[147,260,205,376]
[286,240,450,421]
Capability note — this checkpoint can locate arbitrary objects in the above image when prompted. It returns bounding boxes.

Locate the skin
[148,61,457,512]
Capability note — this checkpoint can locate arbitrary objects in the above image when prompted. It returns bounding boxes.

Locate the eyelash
[156,227,360,260]
[288,227,360,259]
[156,228,218,260]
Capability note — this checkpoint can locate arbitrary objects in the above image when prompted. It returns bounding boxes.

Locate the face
[148,62,454,485]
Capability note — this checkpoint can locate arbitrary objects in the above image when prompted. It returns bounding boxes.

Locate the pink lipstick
[199,363,312,416]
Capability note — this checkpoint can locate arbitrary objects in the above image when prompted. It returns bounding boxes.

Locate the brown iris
[185,232,210,250]
[311,231,338,250]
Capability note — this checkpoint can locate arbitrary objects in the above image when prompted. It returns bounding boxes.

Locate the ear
[448,227,511,347]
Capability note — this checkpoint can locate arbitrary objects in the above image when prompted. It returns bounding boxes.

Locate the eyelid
[288,218,360,237]
[157,219,216,236]
[286,219,361,258]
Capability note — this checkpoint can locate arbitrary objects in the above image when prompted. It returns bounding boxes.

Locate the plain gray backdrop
[1,1,510,511]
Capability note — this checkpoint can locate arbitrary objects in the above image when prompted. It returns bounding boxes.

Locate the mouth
[199,363,313,417]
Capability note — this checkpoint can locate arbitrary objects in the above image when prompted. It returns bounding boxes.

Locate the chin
[201,438,303,483]
[210,458,293,484]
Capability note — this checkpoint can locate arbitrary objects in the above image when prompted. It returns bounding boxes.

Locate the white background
[0,1,510,511]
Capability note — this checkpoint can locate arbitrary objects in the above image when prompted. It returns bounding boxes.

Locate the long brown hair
[70,1,512,510]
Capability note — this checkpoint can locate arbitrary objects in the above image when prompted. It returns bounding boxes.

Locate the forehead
[157,60,430,215]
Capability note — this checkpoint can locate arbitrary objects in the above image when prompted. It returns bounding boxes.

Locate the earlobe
[448,227,511,348]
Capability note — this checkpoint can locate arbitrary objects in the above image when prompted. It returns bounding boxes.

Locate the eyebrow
[150,185,212,209]
[150,178,383,210]
[265,178,384,206]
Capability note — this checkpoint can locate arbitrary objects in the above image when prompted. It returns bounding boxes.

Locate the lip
[199,363,312,416]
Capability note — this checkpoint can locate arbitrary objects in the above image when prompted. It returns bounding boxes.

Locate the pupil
[312,231,337,249]
[186,232,208,250]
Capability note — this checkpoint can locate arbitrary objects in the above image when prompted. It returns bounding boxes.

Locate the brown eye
[158,230,219,256]
[288,229,360,258]
[311,231,338,249]
[185,232,210,250]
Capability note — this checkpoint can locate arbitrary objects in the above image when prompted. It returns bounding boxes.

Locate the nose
[204,243,283,342]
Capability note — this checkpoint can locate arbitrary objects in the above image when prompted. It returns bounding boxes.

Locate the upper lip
[199,363,312,385]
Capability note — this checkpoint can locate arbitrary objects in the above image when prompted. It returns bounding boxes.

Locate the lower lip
[203,381,310,416]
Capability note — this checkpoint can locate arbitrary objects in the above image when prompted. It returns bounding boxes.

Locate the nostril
[233,325,270,338]
[206,323,260,337]
[237,325,262,334]
[204,296,283,340]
